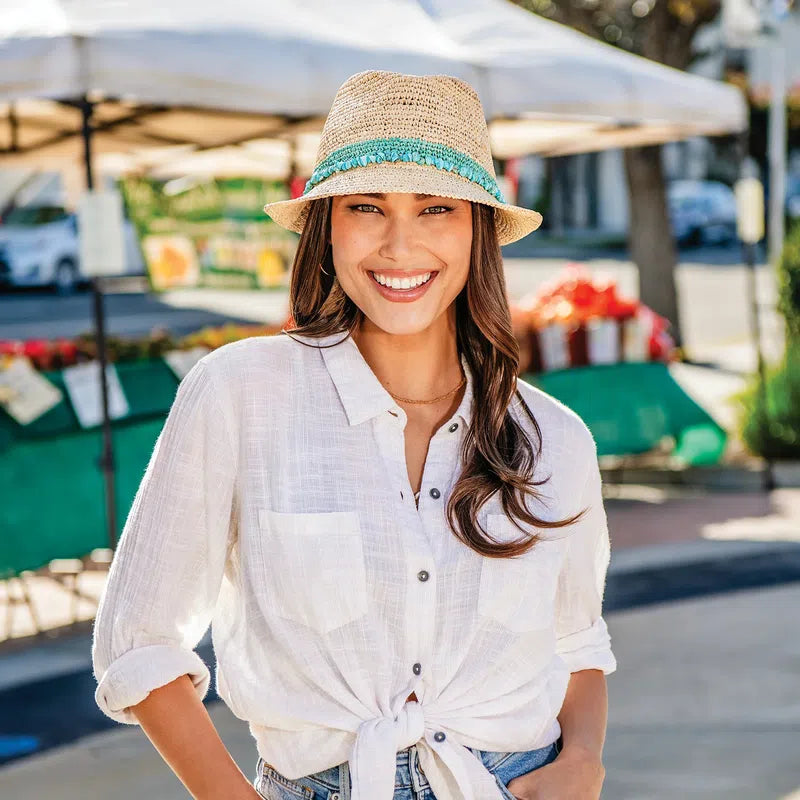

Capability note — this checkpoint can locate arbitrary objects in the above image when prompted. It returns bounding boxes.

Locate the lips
[368,270,440,302]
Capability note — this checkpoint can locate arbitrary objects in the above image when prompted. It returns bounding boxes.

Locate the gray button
[429,487,441,499]
[433,731,446,742]
[412,662,422,675]
[448,422,459,432]
[417,570,429,582]
[331,794,341,800]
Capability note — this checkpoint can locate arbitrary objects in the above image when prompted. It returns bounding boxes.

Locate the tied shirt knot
[349,700,508,800]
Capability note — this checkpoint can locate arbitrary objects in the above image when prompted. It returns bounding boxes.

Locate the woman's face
[329,192,473,337]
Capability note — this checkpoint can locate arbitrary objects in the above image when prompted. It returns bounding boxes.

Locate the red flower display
[511,263,676,373]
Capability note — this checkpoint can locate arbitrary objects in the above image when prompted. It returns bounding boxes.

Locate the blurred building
[515,8,800,240]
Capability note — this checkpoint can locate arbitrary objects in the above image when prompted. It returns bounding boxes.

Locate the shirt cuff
[94,643,211,725]
[555,616,617,675]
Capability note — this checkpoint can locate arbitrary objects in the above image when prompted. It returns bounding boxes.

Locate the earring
[320,261,330,276]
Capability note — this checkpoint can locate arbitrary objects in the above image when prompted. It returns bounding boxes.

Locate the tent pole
[80,94,119,548]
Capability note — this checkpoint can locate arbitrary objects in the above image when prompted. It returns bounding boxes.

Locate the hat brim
[263,161,543,246]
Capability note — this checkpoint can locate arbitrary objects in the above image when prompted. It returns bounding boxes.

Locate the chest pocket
[258,509,368,635]
[477,514,565,633]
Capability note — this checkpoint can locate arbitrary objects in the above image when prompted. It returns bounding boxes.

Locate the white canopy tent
[0,0,474,171]
[0,0,747,184]
[424,0,747,157]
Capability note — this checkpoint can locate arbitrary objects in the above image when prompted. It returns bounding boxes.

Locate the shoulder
[198,331,300,375]
[196,331,327,388]
[193,330,335,411]
[172,333,298,412]
[512,375,597,463]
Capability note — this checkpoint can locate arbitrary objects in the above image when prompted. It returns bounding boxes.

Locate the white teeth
[373,272,432,289]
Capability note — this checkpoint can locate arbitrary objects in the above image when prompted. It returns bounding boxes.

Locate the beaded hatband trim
[303,136,506,203]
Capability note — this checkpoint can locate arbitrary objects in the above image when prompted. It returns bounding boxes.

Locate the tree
[511,0,727,348]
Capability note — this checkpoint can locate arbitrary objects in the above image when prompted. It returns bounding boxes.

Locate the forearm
[556,668,608,760]
[129,673,260,800]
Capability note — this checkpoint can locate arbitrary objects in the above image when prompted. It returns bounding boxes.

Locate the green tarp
[525,362,727,467]
[0,360,180,577]
[0,358,180,451]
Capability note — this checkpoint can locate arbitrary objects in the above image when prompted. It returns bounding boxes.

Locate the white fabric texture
[91,329,617,800]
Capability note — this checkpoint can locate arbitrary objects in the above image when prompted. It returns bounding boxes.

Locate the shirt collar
[297,330,474,429]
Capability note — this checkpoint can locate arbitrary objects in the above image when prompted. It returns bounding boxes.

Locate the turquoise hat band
[303,135,506,203]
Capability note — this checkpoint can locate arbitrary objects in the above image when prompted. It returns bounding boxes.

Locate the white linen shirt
[92,329,617,800]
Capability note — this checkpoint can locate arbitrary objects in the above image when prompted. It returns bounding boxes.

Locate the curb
[605,539,800,612]
[600,463,800,492]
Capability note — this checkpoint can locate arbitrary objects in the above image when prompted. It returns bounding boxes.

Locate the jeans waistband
[258,736,563,796]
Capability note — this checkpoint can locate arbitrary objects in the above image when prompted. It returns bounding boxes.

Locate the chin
[361,311,438,338]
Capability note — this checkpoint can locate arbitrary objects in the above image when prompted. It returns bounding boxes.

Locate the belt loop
[339,761,351,800]
[409,744,427,792]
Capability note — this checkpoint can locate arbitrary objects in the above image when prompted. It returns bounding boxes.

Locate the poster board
[118,176,298,291]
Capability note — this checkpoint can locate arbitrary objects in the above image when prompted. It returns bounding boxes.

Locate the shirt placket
[374,409,463,715]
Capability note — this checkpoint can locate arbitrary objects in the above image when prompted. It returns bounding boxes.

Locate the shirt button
[448,422,459,432]
[331,794,341,800]
[417,570,429,582]
[433,731,446,742]
[412,662,422,675]
[429,487,440,499]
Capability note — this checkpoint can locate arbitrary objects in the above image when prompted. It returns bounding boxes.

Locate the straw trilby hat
[262,70,543,245]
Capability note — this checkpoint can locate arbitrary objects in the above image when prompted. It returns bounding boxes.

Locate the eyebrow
[352,193,437,200]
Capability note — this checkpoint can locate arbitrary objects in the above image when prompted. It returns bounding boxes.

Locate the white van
[0,204,145,294]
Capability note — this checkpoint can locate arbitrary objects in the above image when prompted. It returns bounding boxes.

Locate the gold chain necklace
[388,373,466,405]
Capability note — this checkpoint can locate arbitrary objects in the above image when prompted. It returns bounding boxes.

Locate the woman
[92,70,617,800]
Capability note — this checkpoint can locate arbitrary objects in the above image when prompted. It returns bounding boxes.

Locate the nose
[378,214,415,261]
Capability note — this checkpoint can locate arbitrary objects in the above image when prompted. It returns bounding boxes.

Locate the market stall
[512,265,727,466]
[0,324,279,579]
[0,0,744,581]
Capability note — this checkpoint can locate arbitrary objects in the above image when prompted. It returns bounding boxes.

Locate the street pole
[737,154,776,491]
[767,38,787,270]
[722,0,787,493]
[80,95,119,549]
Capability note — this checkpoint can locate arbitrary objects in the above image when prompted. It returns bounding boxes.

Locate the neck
[351,315,464,409]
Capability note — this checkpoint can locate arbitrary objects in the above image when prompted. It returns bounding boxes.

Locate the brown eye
[423,205,452,214]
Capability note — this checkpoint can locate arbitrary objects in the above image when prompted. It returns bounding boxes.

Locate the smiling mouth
[368,271,438,290]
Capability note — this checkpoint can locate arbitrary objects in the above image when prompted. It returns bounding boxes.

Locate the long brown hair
[281,196,587,558]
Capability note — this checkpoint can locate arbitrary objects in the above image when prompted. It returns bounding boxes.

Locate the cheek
[431,226,472,278]
[330,227,371,276]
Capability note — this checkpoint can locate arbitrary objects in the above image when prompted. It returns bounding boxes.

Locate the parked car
[786,174,800,224]
[0,205,82,293]
[667,179,738,248]
[0,203,145,294]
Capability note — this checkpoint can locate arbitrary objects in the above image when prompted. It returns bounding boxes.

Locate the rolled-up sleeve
[92,356,237,724]
[553,428,617,676]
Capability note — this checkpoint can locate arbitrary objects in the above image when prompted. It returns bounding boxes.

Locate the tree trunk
[623,144,683,348]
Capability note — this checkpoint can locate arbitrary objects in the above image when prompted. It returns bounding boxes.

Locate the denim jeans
[253,735,564,800]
